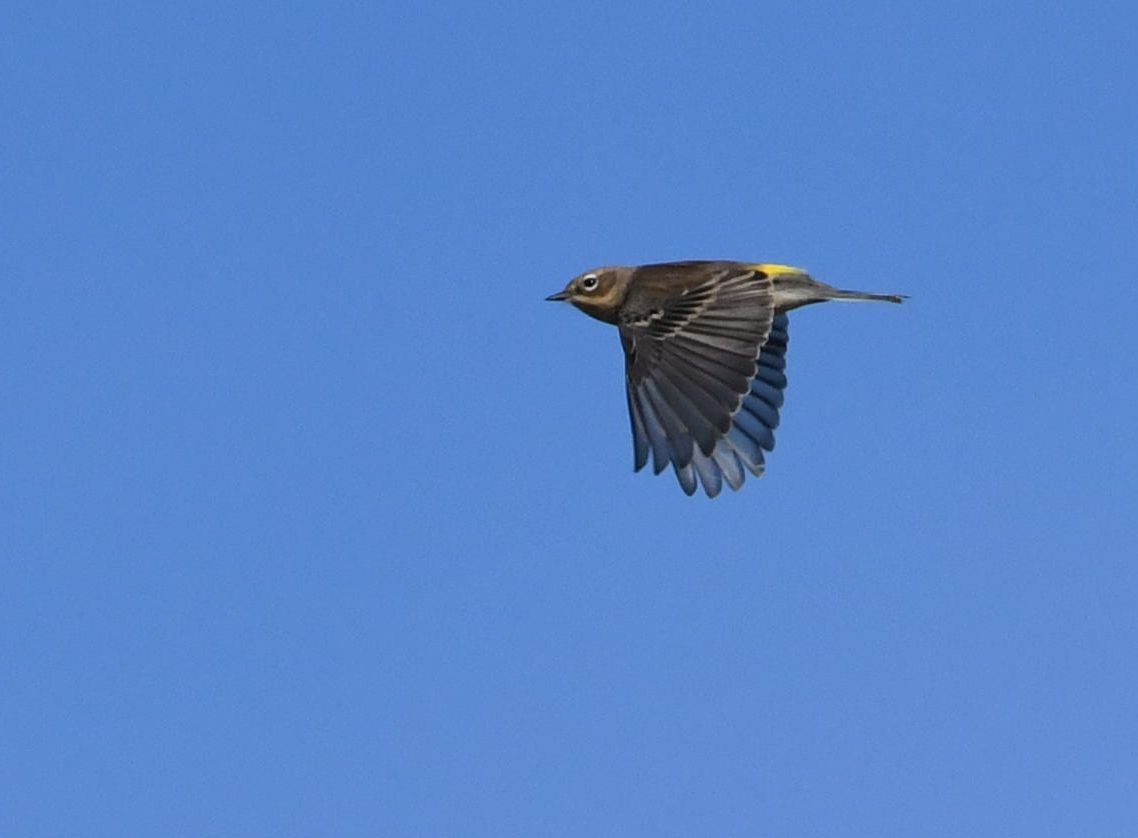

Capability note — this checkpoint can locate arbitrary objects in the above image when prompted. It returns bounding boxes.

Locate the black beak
[545,290,570,302]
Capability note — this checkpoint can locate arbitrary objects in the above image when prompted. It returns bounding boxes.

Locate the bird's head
[545,267,632,324]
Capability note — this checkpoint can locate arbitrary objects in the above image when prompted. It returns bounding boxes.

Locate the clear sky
[3,2,1137,835]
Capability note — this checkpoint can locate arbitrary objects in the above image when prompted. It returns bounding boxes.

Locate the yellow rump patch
[752,263,808,277]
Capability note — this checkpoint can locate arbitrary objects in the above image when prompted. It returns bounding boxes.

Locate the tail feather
[768,271,907,309]
[830,288,907,304]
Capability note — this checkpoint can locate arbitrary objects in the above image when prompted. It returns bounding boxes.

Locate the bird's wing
[620,266,789,497]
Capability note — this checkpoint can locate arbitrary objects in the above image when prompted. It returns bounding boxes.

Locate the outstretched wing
[620,265,789,496]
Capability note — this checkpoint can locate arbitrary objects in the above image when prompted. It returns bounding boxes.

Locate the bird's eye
[581,274,599,292]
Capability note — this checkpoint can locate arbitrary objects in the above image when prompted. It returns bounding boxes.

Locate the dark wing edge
[720,312,789,484]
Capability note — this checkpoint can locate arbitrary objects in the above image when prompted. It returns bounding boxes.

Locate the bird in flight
[547,261,904,497]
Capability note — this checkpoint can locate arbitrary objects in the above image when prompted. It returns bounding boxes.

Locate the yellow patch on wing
[752,263,808,277]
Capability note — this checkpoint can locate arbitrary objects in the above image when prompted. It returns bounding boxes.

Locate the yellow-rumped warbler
[546,261,904,497]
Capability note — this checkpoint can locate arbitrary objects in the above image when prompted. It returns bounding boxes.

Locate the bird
[546,260,904,497]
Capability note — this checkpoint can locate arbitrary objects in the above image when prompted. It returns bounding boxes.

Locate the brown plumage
[547,260,905,497]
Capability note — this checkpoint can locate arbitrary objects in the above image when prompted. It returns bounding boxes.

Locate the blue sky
[3,2,1137,835]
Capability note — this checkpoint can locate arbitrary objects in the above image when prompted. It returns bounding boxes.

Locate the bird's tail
[768,270,908,309]
[827,288,907,304]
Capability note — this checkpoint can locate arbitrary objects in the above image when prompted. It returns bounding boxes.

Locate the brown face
[545,268,627,324]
